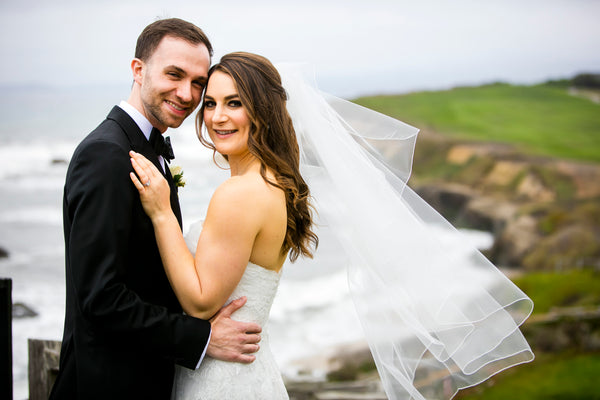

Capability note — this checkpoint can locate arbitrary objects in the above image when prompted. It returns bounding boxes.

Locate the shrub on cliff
[572,73,600,89]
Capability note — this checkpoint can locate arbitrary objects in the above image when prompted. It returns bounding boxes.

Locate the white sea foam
[10,279,65,400]
[0,206,62,225]
[272,269,349,319]
[0,141,75,180]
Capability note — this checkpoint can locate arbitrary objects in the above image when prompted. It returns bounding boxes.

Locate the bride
[130,52,317,399]
[130,52,534,400]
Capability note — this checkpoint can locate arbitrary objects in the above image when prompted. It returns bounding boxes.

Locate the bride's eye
[204,100,216,108]
[228,100,242,108]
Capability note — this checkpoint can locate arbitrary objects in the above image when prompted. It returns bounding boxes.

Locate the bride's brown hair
[196,52,318,261]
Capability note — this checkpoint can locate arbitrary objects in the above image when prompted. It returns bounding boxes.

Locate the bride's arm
[154,181,259,319]
[181,181,260,317]
[129,152,260,319]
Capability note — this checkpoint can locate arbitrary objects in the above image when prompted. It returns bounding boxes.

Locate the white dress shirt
[119,100,166,172]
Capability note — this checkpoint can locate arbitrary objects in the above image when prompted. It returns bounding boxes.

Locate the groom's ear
[131,58,144,86]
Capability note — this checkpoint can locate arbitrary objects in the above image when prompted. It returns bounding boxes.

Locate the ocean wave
[272,269,349,319]
[0,206,62,225]
[0,140,75,180]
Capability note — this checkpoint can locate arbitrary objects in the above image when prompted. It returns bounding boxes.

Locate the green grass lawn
[455,352,600,400]
[512,269,600,314]
[452,270,600,399]
[354,83,600,163]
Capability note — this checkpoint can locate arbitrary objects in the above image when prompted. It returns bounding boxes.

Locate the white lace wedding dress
[171,221,289,400]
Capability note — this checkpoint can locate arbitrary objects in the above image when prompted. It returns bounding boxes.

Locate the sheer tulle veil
[277,64,534,400]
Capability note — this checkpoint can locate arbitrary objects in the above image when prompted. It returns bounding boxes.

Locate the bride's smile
[214,129,236,136]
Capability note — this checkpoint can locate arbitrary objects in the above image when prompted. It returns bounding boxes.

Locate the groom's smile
[166,100,186,112]
[164,99,190,118]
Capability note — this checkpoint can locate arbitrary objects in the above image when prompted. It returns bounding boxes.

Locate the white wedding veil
[278,64,534,400]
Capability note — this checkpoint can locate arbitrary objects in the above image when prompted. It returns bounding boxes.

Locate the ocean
[0,86,493,399]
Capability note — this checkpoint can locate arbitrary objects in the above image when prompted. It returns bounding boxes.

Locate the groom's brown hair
[135,18,213,62]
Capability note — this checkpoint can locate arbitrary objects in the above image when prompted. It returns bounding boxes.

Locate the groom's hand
[207,296,262,363]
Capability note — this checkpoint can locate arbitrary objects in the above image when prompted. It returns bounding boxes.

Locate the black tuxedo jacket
[50,107,210,399]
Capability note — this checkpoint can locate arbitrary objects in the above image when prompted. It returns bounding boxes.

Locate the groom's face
[138,36,210,132]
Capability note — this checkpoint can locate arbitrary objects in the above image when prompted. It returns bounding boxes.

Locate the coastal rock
[489,214,541,267]
[287,378,386,400]
[415,183,545,268]
[286,340,373,381]
[326,341,375,381]
[13,302,38,318]
[415,183,518,234]
[445,142,515,166]
[516,173,556,202]
[460,196,518,234]
[523,225,600,271]
[412,132,600,272]
[286,341,387,400]
[446,145,478,165]
[483,160,526,187]
[415,184,477,224]
[555,160,600,199]
[522,307,600,352]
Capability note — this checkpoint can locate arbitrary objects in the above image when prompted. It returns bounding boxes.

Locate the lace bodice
[225,262,282,326]
[171,221,288,400]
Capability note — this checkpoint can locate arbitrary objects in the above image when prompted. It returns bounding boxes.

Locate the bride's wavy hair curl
[196,52,318,261]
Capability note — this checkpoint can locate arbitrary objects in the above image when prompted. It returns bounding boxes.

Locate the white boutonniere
[169,165,186,188]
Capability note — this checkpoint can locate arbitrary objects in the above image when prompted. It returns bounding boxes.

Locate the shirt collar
[118,100,154,140]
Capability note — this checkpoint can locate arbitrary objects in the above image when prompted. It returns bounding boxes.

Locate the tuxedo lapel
[164,161,174,183]
[106,106,163,173]
[164,163,183,227]
[106,106,182,227]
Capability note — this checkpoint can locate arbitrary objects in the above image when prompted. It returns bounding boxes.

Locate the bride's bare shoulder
[211,173,283,209]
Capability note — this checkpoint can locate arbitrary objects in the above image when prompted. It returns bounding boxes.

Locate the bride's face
[203,71,251,158]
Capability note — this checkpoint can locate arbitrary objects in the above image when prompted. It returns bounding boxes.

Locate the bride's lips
[214,129,237,138]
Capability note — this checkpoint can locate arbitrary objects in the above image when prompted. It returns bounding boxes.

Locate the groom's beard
[140,82,197,130]
[143,94,195,129]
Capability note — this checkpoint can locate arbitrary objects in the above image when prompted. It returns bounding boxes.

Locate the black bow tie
[149,128,175,163]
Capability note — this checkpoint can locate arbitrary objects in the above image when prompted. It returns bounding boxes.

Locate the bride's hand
[129,151,171,220]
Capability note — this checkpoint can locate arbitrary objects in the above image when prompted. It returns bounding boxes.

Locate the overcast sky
[1,0,599,97]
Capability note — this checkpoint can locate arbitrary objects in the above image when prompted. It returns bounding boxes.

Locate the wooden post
[28,339,61,400]
[0,278,12,400]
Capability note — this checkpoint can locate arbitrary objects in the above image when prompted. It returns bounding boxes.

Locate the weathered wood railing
[1,278,13,400]
[28,339,61,400]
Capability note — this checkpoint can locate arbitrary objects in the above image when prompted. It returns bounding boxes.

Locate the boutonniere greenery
[169,165,186,188]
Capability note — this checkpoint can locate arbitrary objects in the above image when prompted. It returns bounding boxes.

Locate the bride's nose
[211,104,228,123]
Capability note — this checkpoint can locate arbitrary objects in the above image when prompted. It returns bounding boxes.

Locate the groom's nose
[176,81,194,104]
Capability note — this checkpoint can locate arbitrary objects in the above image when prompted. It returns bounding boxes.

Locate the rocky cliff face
[411,131,600,271]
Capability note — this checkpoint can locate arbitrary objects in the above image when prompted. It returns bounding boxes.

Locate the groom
[50,18,261,399]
